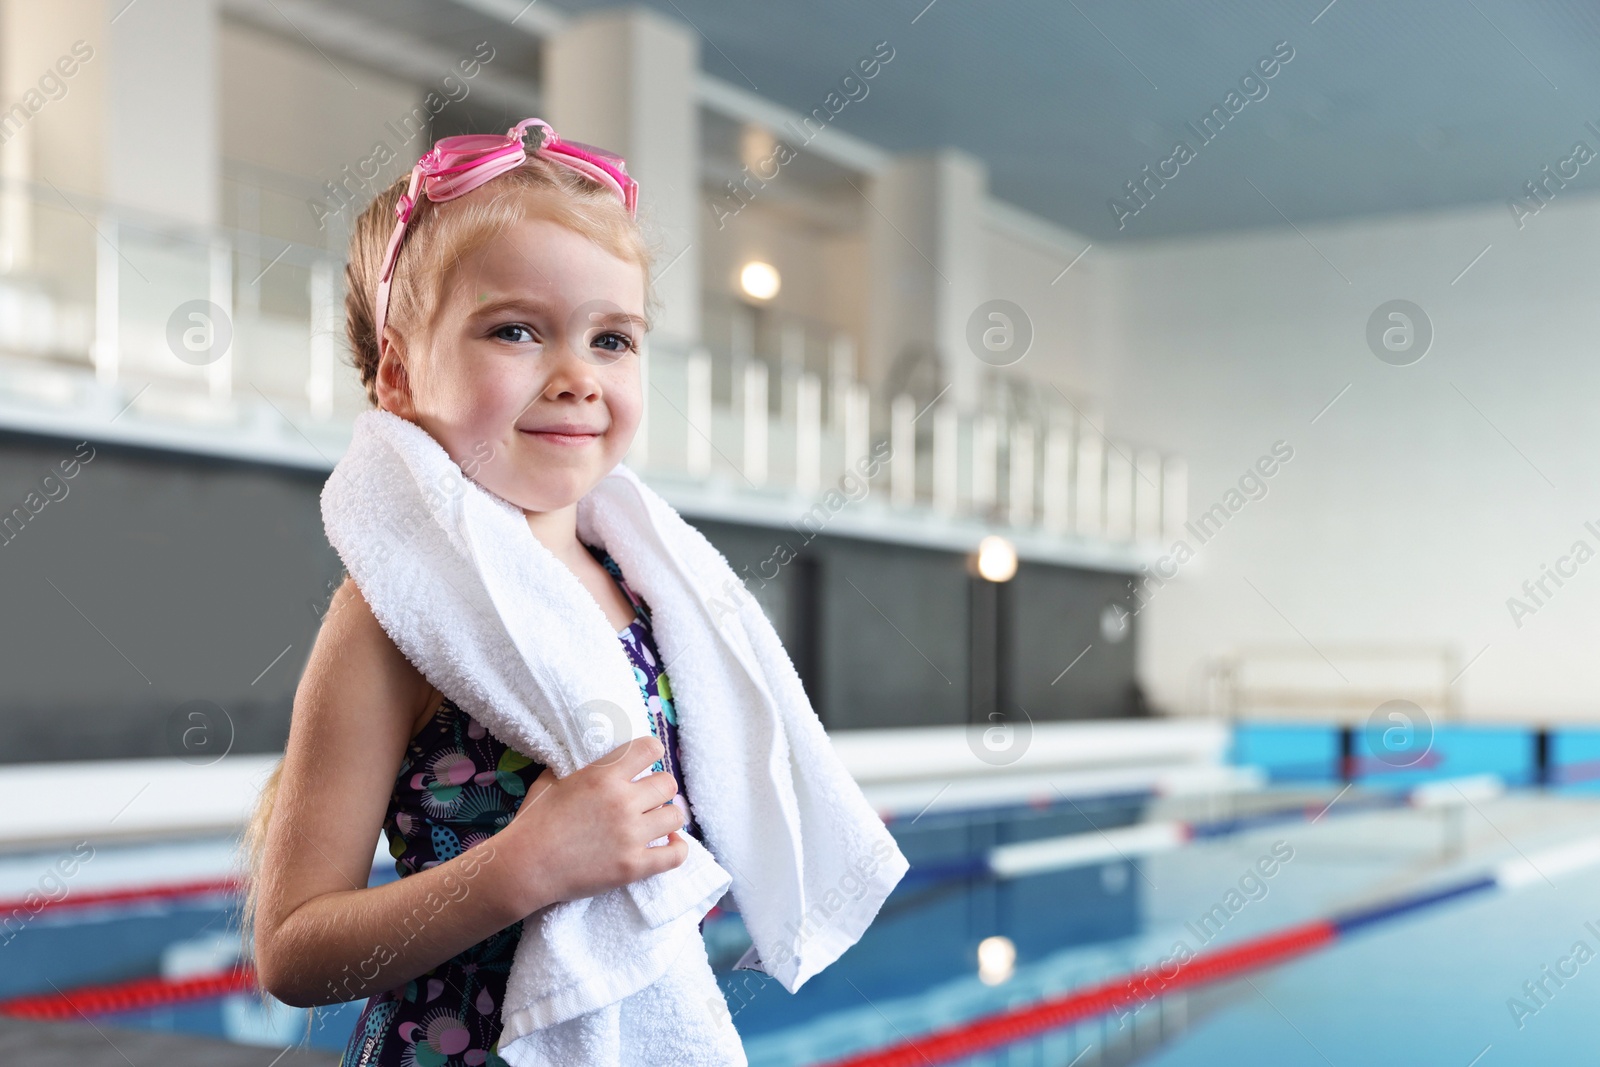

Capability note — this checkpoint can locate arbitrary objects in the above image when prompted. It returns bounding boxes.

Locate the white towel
[321,409,909,1066]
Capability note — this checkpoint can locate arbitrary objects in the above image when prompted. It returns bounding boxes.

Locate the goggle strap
[374,163,427,355]
[372,118,639,369]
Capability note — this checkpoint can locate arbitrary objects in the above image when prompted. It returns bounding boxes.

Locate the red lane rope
[1343,750,1444,778]
[0,876,241,918]
[0,862,394,919]
[814,921,1339,1067]
[0,964,258,1020]
[0,919,1336,1035]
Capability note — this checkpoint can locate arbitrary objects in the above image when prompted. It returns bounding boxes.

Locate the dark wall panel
[0,432,340,763]
[1002,562,1140,721]
[0,431,1144,762]
[689,521,973,730]
[814,539,971,730]
[667,520,1143,729]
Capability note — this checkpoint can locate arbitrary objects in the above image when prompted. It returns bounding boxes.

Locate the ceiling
[540,0,1600,242]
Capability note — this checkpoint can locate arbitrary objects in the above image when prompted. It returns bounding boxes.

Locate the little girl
[240,120,717,1065]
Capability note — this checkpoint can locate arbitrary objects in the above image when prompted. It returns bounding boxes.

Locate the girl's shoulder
[311,575,438,728]
[258,576,441,978]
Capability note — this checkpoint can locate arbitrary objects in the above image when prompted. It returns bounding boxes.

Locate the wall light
[975,535,1018,583]
[740,260,780,301]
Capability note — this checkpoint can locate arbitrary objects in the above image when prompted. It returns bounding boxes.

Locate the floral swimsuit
[339,542,698,1067]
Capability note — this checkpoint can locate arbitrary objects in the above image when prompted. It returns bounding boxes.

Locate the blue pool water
[0,791,1149,1058]
[11,727,1600,1066]
[1138,813,1600,1066]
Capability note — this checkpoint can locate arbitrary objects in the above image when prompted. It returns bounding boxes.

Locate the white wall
[0,0,104,297]
[547,8,702,352]
[700,192,863,340]
[1097,193,1600,722]
[982,210,1115,411]
[220,18,421,248]
[106,0,217,227]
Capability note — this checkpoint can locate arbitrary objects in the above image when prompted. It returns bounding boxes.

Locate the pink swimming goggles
[373,117,639,350]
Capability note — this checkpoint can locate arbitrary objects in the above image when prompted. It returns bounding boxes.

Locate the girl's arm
[252,577,689,1009]
[251,578,538,1007]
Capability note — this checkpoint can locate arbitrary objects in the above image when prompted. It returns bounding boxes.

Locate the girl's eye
[591,331,637,355]
[493,323,536,344]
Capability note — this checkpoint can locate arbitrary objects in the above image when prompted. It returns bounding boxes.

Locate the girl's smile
[526,431,600,446]
[520,420,606,446]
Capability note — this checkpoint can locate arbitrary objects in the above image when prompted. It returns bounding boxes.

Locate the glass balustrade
[0,178,1185,549]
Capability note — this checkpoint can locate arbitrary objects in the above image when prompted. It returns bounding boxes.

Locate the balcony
[0,177,1184,569]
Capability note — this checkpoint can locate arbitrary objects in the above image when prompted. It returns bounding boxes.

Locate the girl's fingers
[640,833,689,876]
[615,734,667,776]
[631,769,679,811]
[643,797,687,842]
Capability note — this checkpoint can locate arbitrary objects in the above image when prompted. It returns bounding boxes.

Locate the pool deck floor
[0,1015,339,1066]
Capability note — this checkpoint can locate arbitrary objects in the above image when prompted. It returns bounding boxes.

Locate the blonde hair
[236,759,291,1015]
[345,151,662,406]
[236,145,660,1016]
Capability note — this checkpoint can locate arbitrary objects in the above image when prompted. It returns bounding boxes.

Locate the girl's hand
[501,735,688,911]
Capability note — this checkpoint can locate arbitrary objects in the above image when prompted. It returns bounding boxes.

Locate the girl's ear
[374,331,418,419]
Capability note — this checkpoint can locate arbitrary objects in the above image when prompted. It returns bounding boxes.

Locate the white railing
[640,317,1186,548]
[0,177,1185,549]
[0,175,358,443]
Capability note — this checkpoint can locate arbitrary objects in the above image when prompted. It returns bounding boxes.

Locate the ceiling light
[740,261,780,301]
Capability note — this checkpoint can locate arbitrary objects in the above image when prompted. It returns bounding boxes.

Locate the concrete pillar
[103,0,219,228]
[0,0,105,274]
[0,0,218,276]
[865,150,988,412]
[545,8,701,353]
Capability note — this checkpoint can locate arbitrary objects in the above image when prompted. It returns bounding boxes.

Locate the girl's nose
[543,334,604,399]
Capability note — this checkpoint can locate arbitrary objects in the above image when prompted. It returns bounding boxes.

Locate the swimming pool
[7,725,1598,1065]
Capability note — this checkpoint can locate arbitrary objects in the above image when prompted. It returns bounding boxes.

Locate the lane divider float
[814,830,1600,1067]
[900,775,1504,887]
